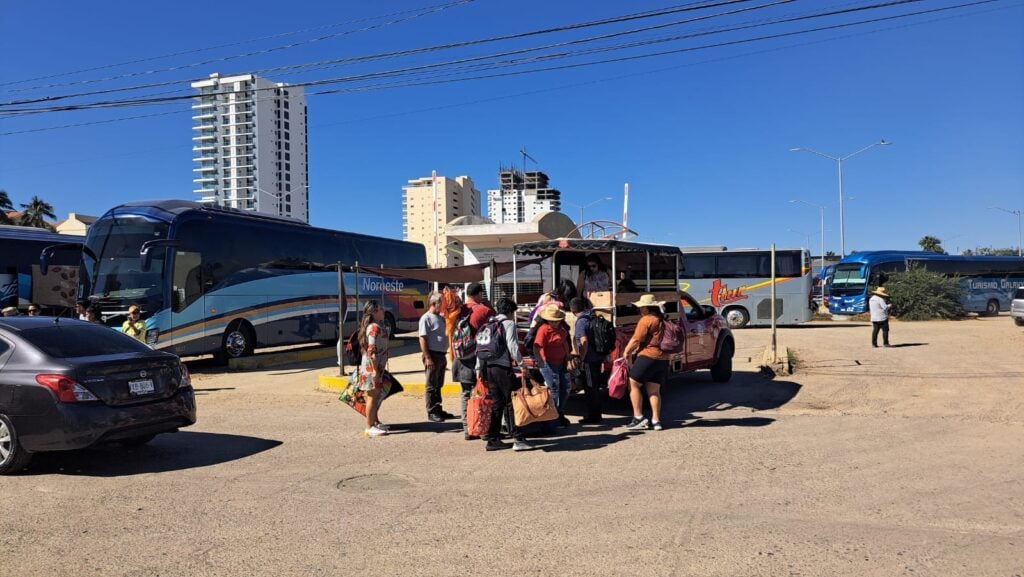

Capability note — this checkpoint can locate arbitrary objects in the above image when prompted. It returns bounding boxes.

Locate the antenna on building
[520,147,537,175]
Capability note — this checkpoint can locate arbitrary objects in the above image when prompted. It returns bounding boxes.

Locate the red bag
[607,357,629,399]
[466,379,493,437]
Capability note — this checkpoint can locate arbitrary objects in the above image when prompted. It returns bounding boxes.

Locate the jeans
[581,361,607,419]
[452,358,477,432]
[485,364,523,441]
[424,350,447,415]
[871,320,890,346]
[538,362,569,414]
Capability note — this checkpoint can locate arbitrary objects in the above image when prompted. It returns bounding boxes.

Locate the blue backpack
[474,316,508,362]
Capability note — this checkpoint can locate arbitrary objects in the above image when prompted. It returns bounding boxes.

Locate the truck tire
[723,307,750,329]
[0,414,33,475]
[710,340,734,383]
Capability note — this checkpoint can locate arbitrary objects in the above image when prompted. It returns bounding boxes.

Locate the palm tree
[918,235,946,254]
[18,196,56,231]
[0,189,13,225]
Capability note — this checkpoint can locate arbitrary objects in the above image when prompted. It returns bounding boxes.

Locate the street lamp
[564,196,613,225]
[790,139,891,257]
[988,206,1023,257]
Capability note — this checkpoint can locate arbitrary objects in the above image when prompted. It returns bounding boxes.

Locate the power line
[0,0,476,90]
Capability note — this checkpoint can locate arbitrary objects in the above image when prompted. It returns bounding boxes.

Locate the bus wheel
[221,321,255,360]
[984,300,999,316]
[383,312,397,338]
[711,340,734,383]
[724,307,750,329]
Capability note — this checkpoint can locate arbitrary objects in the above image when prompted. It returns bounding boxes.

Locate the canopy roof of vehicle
[513,238,683,258]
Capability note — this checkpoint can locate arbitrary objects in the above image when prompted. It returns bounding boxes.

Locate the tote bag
[511,378,559,427]
[607,357,630,399]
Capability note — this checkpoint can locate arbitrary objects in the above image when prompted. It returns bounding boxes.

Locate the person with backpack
[474,298,535,452]
[621,294,671,431]
[569,297,613,424]
[451,282,495,440]
[533,304,572,430]
[354,300,392,437]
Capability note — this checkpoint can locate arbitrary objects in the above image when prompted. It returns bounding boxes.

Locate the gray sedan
[0,317,196,474]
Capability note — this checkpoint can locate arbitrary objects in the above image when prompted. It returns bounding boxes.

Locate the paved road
[2,318,1022,576]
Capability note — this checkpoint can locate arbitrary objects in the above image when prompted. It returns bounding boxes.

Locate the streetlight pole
[989,206,1023,256]
[789,199,828,309]
[790,140,891,257]
[565,196,613,225]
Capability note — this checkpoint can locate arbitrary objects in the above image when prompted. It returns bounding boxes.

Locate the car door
[680,294,715,367]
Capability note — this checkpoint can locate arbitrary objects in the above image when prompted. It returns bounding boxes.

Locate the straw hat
[871,287,889,297]
[631,294,666,308]
[539,304,566,322]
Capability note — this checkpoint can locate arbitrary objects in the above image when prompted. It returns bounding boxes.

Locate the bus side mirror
[39,242,84,275]
[140,239,180,272]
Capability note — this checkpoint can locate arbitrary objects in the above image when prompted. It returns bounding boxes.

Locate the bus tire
[984,300,999,316]
[220,320,255,360]
[711,340,734,383]
[0,414,33,475]
[384,312,397,338]
[723,306,750,329]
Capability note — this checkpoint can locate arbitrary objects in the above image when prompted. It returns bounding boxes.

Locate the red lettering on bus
[710,279,748,307]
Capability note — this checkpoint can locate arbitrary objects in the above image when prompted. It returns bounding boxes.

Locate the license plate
[128,379,155,395]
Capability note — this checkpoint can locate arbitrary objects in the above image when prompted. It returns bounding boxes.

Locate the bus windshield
[83,215,169,304]
[831,263,866,296]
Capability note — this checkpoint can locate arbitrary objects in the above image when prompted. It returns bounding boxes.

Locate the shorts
[629,356,668,385]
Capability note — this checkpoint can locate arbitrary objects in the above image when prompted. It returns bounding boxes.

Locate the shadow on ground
[23,432,282,477]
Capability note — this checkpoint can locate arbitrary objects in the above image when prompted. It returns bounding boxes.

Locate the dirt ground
[1,317,1022,577]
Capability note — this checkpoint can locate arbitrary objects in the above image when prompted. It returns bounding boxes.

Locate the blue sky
[1,0,1022,255]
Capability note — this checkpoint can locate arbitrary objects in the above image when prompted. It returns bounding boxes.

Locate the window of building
[284,121,290,130]
[285,153,290,161]
[284,111,290,120]
[285,173,291,182]
[285,163,290,171]
[285,142,290,150]
[286,204,291,212]
[286,184,291,191]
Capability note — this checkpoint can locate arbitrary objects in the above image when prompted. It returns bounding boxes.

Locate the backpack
[344,330,361,365]
[587,314,618,356]
[658,318,684,354]
[451,307,478,359]
[474,316,508,362]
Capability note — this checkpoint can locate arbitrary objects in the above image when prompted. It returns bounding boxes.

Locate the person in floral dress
[356,300,391,437]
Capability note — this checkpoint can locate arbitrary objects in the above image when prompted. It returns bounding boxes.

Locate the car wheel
[985,300,999,316]
[724,307,750,329]
[119,434,157,448]
[710,340,734,383]
[220,321,255,360]
[0,414,33,475]
[1015,318,1024,327]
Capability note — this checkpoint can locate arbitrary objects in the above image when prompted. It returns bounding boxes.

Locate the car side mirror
[702,305,716,318]
[139,239,180,272]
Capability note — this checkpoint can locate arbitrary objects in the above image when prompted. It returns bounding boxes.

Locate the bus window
[171,251,203,312]
[682,255,715,278]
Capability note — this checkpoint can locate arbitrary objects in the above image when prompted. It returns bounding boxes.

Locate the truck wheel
[0,414,33,475]
[220,321,255,361]
[1014,318,1024,327]
[724,307,750,329]
[984,300,999,316]
[710,340,734,383]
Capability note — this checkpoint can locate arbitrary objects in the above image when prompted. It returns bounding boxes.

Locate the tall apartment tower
[191,73,309,222]
[402,175,481,268]
[486,168,561,224]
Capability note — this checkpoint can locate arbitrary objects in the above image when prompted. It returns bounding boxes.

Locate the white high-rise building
[486,169,561,224]
[191,73,309,222]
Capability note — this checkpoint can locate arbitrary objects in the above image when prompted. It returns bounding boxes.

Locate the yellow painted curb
[316,375,462,396]
[228,346,336,371]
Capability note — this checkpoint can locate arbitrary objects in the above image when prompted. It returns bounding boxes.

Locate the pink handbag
[607,357,629,399]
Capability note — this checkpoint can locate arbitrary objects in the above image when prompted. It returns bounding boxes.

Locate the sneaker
[375,422,390,432]
[652,422,663,431]
[513,440,536,452]
[557,415,571,428]
[464,433,479,441]
[625,417,649,431]
[438,410,458,420]
[579,416,603,425]
[364,425,388,438]
[427,413,444,423]
[485,440,510,451]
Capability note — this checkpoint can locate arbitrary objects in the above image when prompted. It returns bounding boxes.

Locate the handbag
[511,376,559,427]
[607,357,629,399]
[339,367,398,417]
[465,379,493,437]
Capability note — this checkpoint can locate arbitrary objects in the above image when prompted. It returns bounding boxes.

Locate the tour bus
[44,201,427,359]
[677,247,815,328]
[828,251,1024,316]
[0,225,82,315]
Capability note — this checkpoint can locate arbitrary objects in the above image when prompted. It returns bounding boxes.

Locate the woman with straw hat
[869,286,893,348]
[533,303,572,431]
[621,294,669,431]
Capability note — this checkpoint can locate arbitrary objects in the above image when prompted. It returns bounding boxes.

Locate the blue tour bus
[0,225,83,314]
[47,201,428,359]
[829,251,1024,316]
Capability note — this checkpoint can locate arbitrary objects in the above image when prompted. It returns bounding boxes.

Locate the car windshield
[19,324,152,358]
[83,214,169,305]
[831,264,866,296]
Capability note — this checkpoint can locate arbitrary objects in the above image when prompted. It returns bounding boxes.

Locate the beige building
[55,212,97,236]
[402,174,481,268]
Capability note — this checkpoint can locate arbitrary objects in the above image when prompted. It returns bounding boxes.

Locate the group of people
[2,303,42,317]
[1,300,149,344]
[350,254,675,448]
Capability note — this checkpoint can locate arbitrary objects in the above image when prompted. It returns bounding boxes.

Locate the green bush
[885,265,965,320]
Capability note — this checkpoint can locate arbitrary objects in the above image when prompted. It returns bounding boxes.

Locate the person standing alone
[122,305,148,343]
[869,286,893,348]
[420,292,456,422]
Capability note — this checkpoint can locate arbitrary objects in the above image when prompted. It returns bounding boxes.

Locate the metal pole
[770,243,777,362]
[1018,212,1022,257]
[837,159,845,257]
[645,251,651,292]
[432,170,439,268]
[819,206,826,309]
[337,262,345,376]
[610,248,617,326]
[512,250,518,304]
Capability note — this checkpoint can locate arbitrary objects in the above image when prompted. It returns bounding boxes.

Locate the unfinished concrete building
[487,167,562,224]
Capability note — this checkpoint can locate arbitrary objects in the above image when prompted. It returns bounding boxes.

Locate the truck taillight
[36,374,99,403]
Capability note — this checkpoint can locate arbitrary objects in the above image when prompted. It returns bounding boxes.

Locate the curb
[316,374,463,396]
[228,347,336,371]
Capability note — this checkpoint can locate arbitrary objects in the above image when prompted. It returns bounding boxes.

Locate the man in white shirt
[869,287,893,348]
